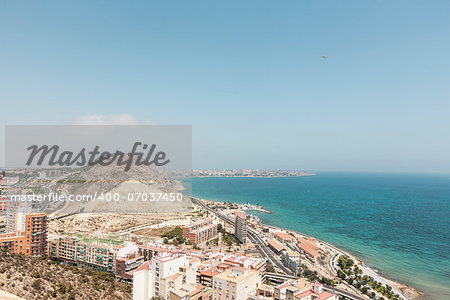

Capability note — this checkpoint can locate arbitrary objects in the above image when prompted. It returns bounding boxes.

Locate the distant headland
[191,169,316,177]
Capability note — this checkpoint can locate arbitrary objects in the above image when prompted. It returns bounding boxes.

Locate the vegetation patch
[0,251,131,300]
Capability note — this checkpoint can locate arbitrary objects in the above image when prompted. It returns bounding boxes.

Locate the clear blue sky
[1,1,449,172]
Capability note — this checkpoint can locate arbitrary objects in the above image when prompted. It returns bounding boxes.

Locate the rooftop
[268,238,285,252]
[275,231,294,241]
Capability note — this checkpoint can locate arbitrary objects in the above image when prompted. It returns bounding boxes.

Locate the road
[193,198,291,274]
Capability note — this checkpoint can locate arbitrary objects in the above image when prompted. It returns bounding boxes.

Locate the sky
[0,0,449,172]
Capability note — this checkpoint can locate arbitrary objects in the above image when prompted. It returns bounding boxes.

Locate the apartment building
[116,254,144,282]
[138,243,175,261]
[47,235,115,272]
[133,243,268,299]
[234,211,247,244]
[0,212,47,256]
[274,279,311,300]
[212,266,261,300]
[183,219,218,245]
[281,251,301,274]
[0,176,19,212]
[133,253,192,300]
[198,265,227,287]
[6,201,33,232]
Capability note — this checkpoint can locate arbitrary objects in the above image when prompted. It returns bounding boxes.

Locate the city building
[0,175,20,211]
[133,253,192,300]
[133,243,266,299]
[138,243,175,261]
[297,238,324,263]
[249,283,275,300]
[234,211,247,244]
[274,232,295,244]
[268,238,285,254]
[212,266,261,300]
[47,234,123,273]
[115,244,144,282]
[183,219,218,245]
[0,212,47,256]
[6,201,34,232]
[281,251,301,274]
[274,279,311,300]
[292,283,337,300]
[198,267,222,287]
[169,284,212,300]
[203,252,266,273]
[0,175,7,211]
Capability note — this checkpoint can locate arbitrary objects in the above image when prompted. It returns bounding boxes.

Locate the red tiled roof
[134,261,152,272]
[297,238,322,259]
[200,268,221,277]
[275,232,294,241]
[268,239,284,252]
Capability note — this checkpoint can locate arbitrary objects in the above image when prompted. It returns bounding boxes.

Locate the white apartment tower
[235,211,247,244]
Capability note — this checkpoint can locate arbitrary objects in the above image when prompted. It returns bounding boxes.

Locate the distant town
[191,169,316,177]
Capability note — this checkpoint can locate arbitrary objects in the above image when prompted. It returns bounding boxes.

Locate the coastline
[190,173,316,178]
[250,210,424,300]
[194,196,424,300]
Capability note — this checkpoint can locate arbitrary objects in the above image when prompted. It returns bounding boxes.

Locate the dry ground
[48,213,182,234]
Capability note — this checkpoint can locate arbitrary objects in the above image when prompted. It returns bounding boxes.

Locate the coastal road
[193,198,293,275]
[247,228,293,275]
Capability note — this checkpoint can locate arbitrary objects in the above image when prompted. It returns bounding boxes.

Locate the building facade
[183,219,218,245]
[0,212,47,256]
[234,211,247,244]
[47,235,115,272]
[212,267,261,300]
[133,253,191,300]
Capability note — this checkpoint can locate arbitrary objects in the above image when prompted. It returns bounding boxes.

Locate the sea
[184,173,450,300]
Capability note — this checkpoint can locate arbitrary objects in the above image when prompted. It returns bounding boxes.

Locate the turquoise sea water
[186,173,450,300]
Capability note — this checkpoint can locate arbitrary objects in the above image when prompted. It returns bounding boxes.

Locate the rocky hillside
[56,162,192,214]
[0,252,131,300]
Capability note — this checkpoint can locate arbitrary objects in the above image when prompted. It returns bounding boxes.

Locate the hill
[55,161,192,214]
[0,251,131,300]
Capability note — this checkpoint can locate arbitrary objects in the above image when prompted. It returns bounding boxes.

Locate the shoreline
[260,221,424,300]
[190,173,316,178]
[194,197,424,300]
